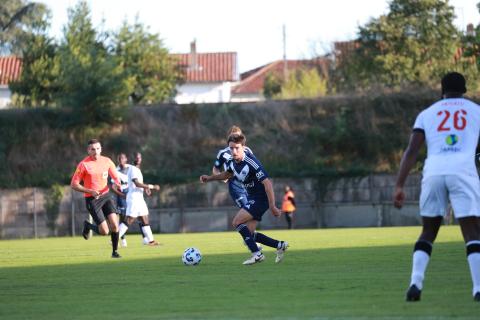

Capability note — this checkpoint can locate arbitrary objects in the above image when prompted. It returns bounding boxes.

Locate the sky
[38,0,480,73]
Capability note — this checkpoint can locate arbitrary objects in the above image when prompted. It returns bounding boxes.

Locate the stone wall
[0,174,424,239]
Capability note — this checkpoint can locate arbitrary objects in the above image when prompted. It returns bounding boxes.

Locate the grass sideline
[0,226,478,319]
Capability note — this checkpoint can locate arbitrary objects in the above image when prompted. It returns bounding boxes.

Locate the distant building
[231,58,330,102]
[172,41,238,104]
[0,56,22,108]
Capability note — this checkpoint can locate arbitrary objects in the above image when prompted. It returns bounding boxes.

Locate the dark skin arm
[393,130,425,209]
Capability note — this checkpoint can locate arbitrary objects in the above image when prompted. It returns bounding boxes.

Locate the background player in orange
[71,139,123,258]
[281,185,296,229]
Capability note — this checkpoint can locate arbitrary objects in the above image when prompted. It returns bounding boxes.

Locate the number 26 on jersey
[437,109,467,131]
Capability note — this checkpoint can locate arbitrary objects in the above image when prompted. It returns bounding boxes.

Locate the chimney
[190,39,197,70]
[467,23,475,37]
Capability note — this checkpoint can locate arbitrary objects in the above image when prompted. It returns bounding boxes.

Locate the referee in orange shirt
[71,139,123,258]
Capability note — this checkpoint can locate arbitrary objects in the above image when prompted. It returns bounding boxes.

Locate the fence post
[71,190,75,237]
[33,188,37,239]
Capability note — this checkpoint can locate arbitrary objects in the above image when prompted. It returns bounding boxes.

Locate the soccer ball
[182,247,202,266]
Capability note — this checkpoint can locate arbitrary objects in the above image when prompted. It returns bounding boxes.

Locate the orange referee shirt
[71,155,120,197]
[282,190,296,212]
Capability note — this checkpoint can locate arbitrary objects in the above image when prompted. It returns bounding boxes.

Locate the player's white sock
[141,225,154,242]
[410,240,432,290]
[466,241,480,295]
[119,222,129,238]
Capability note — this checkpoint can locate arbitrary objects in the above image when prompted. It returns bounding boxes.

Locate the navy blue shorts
[228,180,249,208]
[116,196,127,215]
[242,198,269,221]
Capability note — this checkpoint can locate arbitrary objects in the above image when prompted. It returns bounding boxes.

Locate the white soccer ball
[182,247,202,266]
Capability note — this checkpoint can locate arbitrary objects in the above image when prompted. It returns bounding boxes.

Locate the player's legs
[103,197,120,257]
[285,212,293,229]
[407,175,447,301]
[139,215,158,246]
[232,209,260,254]
[448,174,480,300]
[458,216,480,300]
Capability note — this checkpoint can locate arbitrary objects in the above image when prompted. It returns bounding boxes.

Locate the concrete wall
[0,174,426,239]
[174,82,232,104]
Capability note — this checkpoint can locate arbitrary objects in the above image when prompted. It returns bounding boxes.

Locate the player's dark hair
[227,133,246,146]
[441,72,466,95]
[87,139,100,146]
[117,153,127,161]
[133,152,142,166]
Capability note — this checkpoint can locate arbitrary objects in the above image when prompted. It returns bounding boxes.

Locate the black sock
[111,232,119,252]
[139,222,146,238]
[285,214,292,229]
[254,232,280,249]
[236,224,259,253]
[87,222,99,234]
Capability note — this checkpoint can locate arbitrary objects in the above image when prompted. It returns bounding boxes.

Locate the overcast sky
[39,0,480,73]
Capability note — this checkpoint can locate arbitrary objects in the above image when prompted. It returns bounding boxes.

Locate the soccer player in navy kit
[212,126,253,208]
[201,133,288,265]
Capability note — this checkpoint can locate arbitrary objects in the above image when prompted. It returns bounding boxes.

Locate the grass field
[0,226,478,319]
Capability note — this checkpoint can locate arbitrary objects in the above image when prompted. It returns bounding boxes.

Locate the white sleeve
[130,166,141,181]
[413,111,425,131]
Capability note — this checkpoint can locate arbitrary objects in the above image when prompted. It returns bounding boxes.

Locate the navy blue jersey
[214,146,253,171]
[226,153,268,201]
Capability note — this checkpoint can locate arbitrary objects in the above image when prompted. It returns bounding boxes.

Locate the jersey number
[437,110,467,131]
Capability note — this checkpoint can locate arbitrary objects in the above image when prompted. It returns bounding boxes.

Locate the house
[231,58,330,102]
[172,41,238,104]
[0,56,22,108]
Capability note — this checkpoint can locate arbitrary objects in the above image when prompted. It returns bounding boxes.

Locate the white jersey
[127,165,145,200]
[413,98,480,178]
[115,164,130,193]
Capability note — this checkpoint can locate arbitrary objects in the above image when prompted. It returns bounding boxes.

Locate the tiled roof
[232,59,330,95]
[171,52,238,83]
[0,56,22,86]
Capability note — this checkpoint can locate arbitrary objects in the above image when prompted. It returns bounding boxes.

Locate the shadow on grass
[0,241,477,320]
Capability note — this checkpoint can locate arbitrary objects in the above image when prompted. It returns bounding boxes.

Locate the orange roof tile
[232,59,330,95]
[0,56,22,86]
[171,52,238,83]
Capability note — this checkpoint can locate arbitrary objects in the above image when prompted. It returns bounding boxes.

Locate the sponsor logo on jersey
[445,134,459,146]
[256,171,265,179]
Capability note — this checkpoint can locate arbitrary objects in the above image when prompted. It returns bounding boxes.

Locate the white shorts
[420,175,480,218]
[126,197,149,218]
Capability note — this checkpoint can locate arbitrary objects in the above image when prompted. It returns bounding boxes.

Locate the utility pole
[283,24,288,80]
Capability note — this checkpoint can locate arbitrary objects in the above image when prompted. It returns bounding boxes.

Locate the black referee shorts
[85,193,117,225]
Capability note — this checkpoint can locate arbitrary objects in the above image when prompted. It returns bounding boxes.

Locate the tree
[55,1,127,124]
[336,0,462,91]
[460,3,480,91]
[114,18,182,105]
[8,16,59,107]
[0,0,49,54]
[264,68,327,99]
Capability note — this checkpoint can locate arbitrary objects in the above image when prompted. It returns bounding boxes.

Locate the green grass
[0,226,478,319]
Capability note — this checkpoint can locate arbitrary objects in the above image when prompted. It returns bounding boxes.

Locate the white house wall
[175,82,232,104]
[0,86,11,109]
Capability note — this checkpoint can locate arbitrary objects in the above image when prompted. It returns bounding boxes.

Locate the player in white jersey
[118,152,161,246]
[394,72,480,302]
[110,153,130,247]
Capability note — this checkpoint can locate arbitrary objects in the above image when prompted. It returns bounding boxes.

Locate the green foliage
[55,1,127,124]
[8,20,59,107]
[115,18,182,105]
[264,68,327,99]
[336,0,469,91]
[263,73,283,99]
[0,0,49,54]
[280,68,327,99]
[44,183,64,235]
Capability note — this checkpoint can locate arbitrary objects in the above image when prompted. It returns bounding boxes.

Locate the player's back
[415,97,480,178]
